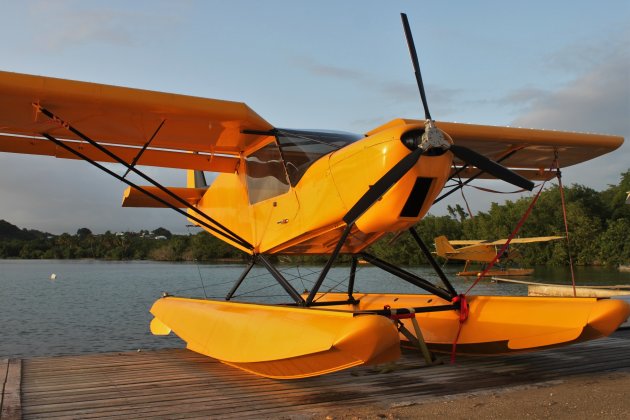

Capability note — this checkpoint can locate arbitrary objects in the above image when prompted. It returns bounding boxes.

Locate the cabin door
[245,140,300,251]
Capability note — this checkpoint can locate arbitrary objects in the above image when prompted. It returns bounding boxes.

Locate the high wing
[487,236,564,245]
[0,71,623,178]
[368,119,624,181]
[0,70,273,171]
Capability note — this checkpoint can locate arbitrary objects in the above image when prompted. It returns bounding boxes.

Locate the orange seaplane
[435,235,564,277]
[0,14,627,379]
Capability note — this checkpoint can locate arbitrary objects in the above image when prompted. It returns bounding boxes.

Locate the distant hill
[0,220,51,240]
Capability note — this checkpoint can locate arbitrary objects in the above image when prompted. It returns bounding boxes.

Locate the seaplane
[0,14,628,379]
[434,235,564,277]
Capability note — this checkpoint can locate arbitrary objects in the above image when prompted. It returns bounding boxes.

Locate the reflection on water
[1,260,628,358]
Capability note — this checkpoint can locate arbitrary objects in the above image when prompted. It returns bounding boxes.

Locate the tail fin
[434,235,456,257]
[187,170,208,188]
[194,171,208,188]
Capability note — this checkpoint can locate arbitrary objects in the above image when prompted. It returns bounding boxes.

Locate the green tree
[152,227,172,239]
[598,218,630,265]
[76,227,92,237]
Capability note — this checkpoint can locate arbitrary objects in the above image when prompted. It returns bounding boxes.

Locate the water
[1,260,629,359]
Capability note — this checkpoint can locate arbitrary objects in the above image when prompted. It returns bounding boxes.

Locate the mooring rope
[554,155,577,296]
[450,165,553,363]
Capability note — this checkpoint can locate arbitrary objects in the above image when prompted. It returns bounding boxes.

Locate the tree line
[0,224,245,262]
[370,170,630,267]
[1,170,628,266]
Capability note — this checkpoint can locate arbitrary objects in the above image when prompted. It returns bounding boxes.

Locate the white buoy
[50,273,57,280]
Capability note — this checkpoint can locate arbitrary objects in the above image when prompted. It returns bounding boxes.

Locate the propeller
[400,13,533,191]
[449,144,533,190]
[343,13,533,226]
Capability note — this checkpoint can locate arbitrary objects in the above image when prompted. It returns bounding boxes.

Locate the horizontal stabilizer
[122,186,206,208]
[447,239,486,246]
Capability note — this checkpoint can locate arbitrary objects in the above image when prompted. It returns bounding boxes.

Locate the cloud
[292,56,463,121]
[510,45,629,190]
[431,35,630,217]
[510,27,629,134]
[512,55,630,136]
[25,0,186,52]
[27,1,133,51]
[543,28,630,75]
[293,57,365,81]
[497,87,550,108]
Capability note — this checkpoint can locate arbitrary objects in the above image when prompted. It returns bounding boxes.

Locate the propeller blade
[401,13,432,121]
[449,144,534,191]
[343,148,423,226]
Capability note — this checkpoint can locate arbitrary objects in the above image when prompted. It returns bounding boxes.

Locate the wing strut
[122,119,166,178]
[35,104,253,251]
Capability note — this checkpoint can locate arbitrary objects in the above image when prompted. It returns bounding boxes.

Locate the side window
[246,141,290,204]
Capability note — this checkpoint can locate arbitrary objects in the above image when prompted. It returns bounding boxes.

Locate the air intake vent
[400,177,433,218]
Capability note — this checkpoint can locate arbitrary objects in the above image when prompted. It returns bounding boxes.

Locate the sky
[0,0,628,234]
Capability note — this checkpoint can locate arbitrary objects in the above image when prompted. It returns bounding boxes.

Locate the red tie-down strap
[450,294,469,364]
[449,161,557,363]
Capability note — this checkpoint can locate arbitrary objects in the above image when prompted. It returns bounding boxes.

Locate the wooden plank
[1,359,22,420]
[0,359,8,415]
[18,332,630,419]
[22,364,428,417]
[22,370,389,415]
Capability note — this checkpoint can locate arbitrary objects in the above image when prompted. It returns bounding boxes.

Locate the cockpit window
[246,141,290,204]
[276,129,363,186]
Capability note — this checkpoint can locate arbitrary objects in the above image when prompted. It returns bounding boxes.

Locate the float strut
[409,228,458,298]
[347,256,358,301]
[360,252,453,301]
[257,255,305,305]
[225,258,256,301]
[305,225,352,306]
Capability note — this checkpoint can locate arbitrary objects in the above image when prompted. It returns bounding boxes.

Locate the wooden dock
[2,329,629,419]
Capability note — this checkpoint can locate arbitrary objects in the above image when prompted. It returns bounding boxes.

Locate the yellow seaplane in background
[435,235,564,277]
[0,14,628,379]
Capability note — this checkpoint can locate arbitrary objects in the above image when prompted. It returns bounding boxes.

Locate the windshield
[276,129,363,186]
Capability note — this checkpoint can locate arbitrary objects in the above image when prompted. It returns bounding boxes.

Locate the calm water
[1,260,629,359]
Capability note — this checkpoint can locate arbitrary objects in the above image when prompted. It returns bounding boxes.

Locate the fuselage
[190,120,453,254]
